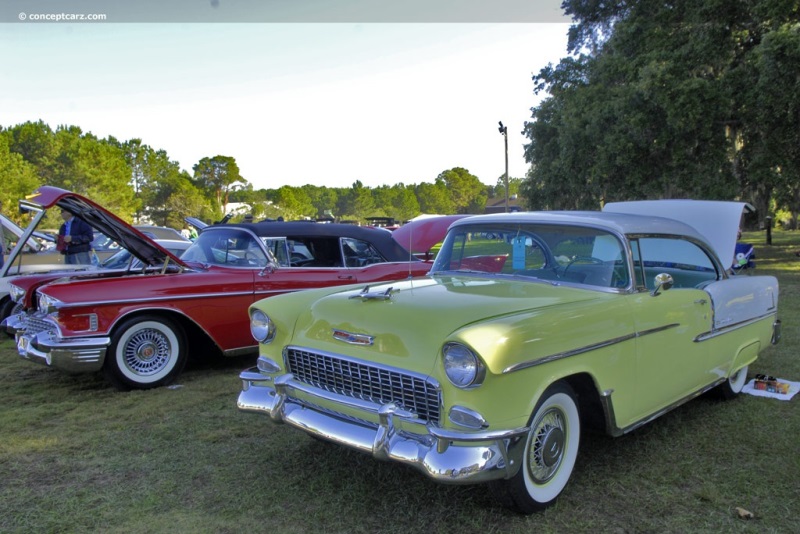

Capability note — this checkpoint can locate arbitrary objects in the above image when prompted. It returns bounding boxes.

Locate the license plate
[17,336,29,353]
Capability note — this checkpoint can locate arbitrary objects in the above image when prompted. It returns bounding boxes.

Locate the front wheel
[103,315,187,390]
[1,298,22,322]
[491,382,581,513]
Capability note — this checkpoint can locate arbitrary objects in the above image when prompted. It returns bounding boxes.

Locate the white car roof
[452,200,750,265]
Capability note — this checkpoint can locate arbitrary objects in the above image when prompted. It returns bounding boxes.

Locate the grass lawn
[1,230,798,533]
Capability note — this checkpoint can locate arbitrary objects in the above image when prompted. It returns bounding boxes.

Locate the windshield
[431,223,629,289]
[180,228,270,267]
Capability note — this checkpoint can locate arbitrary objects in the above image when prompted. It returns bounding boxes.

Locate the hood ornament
[349,285,395,301]
[332,329,374,346]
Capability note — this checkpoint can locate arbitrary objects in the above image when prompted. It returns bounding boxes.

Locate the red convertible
[4,187,459,390]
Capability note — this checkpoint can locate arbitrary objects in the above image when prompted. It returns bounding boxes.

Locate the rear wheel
[717,365,748,399]
[103,315,187,390]
[491,382,581,513]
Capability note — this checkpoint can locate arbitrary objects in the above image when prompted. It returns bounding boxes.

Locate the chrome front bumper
[238,368,530,484]
[4,313,110,373]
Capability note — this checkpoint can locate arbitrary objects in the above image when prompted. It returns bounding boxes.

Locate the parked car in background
[1,213,54,254]
[5,189,457,390]
[1,239,191,322]
[134,225,188,242]
[1,188,182,320]
[237,200,779,513]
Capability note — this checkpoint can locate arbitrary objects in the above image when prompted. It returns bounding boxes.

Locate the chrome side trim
[503,323,680,374]
[694,312,778,342]
[51,290,254,310]
[600,379,724,437]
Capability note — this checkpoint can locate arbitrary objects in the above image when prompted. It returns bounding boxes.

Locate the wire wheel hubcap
[529,408,566,483]
[123,328,172,375]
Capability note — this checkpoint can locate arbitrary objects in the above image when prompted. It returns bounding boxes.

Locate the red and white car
[3,186,460,390]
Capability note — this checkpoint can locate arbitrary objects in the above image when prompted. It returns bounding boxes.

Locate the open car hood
[21,186,187,269]
[603,200,753,269]
[391,215,469,254]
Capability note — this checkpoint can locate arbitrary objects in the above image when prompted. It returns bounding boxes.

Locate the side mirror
[259,261,277,276]
[651,273,674,296]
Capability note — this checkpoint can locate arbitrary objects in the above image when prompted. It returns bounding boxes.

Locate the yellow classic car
[237,201,780,513]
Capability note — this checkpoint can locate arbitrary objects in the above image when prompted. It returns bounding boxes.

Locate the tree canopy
[522,0,800,225]
[1,120,509,228]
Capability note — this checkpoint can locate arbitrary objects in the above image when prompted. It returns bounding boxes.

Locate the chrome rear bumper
[238,368,530,484]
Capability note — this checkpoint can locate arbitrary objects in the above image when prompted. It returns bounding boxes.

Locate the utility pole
[498,121,509,212]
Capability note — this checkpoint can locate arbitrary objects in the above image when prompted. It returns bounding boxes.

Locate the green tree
[5,120,55,183]
[33,126,138,219]
[415,181,454,214]
[493,176,523,200]
[192,155,247,214]
[337,181,375,221]
[372,184,420,222]
[0,131,40,225]
[522,0,798,217]
[302,185,340,220]
[159,176,211,228]
[268,186,315,220]
[739,23,800,225]
[436,167,487,214]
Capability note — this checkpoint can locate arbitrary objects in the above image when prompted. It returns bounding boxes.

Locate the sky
[1,2,572,190]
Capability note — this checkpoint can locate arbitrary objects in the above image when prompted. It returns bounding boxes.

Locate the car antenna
[407,222,413,278]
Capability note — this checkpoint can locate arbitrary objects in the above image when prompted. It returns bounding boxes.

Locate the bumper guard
[238,368,530,484]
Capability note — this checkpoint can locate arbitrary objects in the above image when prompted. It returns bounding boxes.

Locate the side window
[550,233,627,288]
[262,238,290,267]
[182,229,268,267]
[637,238,718,289]
[287,239,313,266]
[286,237,342,267]
[341,238,386,267]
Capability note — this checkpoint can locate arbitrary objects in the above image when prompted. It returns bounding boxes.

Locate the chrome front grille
[285,347,441,425]
[21,315,56,336]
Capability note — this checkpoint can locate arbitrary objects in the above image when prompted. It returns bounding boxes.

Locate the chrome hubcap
[529,408,566,483]
[123,329,171,375]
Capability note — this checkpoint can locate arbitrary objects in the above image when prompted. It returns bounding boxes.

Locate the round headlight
[442,342,484,388]
[9,284,26,303]
[37,292,61,315]
[250,309,276,344]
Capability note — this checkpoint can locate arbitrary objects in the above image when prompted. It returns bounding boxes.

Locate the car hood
[22,186,187,269]
[6,270,129,308]
[286,275,605,376]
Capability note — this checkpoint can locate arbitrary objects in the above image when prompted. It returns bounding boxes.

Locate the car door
[627,237,719,421]
[254,236,359,299]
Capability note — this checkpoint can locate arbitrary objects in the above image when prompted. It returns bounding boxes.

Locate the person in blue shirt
[58,209,94,264]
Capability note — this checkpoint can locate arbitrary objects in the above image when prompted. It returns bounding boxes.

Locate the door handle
[338,275,354,280]
[694,299,707,305]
